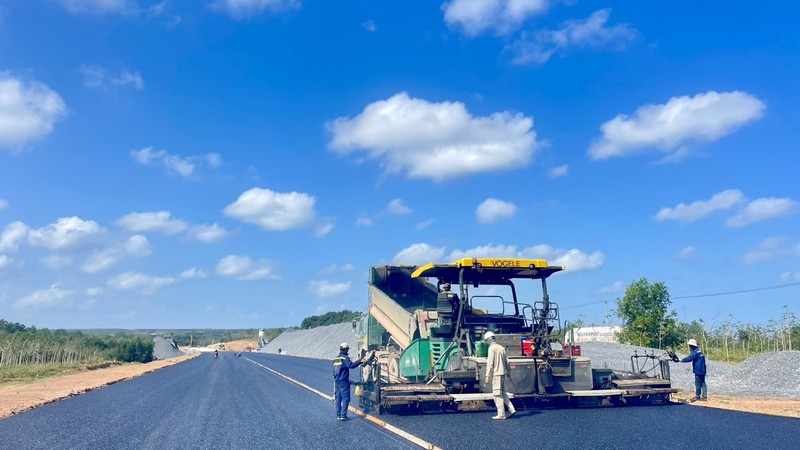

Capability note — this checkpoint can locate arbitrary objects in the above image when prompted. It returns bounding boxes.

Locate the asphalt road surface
[0,353,415,450]
[1,352,798,450]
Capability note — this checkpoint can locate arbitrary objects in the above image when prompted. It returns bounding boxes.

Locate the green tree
[615,278,681,349]
[301,310,361,329]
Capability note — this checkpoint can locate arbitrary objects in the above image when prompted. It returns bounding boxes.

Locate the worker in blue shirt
[333,342,364,421]
[680,338,707,402]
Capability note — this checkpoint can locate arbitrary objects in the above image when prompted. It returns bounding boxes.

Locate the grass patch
[0,360,111,386]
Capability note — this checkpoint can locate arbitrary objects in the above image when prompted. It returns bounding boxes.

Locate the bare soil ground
[0,352,199,419]
[672,391,800,418]
[2,349,797,421]
[207,340,258,352]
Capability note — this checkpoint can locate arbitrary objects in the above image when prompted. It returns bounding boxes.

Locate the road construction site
[1,351,798,450]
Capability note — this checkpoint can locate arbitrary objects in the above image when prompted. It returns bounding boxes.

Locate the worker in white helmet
[483,331,516,419]
[333,342,365,420]
[678,338,707,402]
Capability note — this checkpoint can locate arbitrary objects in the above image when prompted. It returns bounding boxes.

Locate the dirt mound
[207,340,258,352]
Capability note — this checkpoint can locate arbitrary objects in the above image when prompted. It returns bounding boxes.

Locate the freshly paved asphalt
[2,352,798,450]
[246,353,800,450]
[0,352,415,450]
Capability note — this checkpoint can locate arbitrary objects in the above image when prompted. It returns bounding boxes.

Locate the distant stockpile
[579,341,800,399]
[152,336,185,360]
[260,323,358,360]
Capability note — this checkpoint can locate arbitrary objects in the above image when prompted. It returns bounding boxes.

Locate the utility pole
[603,300,609,326]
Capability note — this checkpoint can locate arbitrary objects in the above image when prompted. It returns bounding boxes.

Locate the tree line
[0,319,154,377]
[592,277,799,363]
[300,310,361,329]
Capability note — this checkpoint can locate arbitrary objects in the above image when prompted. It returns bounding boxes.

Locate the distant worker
[484,331,516,420]
[333,342,364,421]
[214,349,218,359]
[441,283,460,318]
[679,338,707,402]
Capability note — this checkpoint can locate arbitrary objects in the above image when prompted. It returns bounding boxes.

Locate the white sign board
[570,326,622,343]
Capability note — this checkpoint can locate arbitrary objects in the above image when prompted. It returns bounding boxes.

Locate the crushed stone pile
[260,322,358,360]
[579,342,800,399]
[152,336,185,360]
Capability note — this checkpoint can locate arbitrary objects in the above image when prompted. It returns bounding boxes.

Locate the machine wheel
[387,353,401,383]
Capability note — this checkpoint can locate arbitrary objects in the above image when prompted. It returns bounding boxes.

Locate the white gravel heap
[152,336,185,360]
[260,322,358,360]
[579,341,800,399]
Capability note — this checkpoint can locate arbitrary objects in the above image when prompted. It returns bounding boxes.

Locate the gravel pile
[260,322,358,359]
[579,342,800,399]
[152,336,185,360]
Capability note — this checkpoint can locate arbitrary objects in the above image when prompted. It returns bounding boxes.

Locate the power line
[671,281,800,300]
[559,281,800,310]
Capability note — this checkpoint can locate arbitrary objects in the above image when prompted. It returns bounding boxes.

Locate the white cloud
[308,279,352,298]
[14,283,73,309]
[327,92,539,182]
[130,147,198,178]
[205,153,222,168]
[589,91,766,161]
[0,254,11,270]
[180,267,208,279]
[0,199,8,210]
[215,254,280,281]
[387,199,412,215]
[0,73,67,151]
[315,222,334,238]
[82,235,151,273]
[225,188,316,231]
[476,198,516,224]
[58,0,138,15]
[780,272,800,283]
[355,215,374,227]
[393,243,447,265]
[212,0,300,20]
[0,221,29,252]
[726,197,798,228]
[655,189,744,224]
[448,243,604,272]
[28,217,104,250]
[108,271,177,294]
[743,237,800,264]
[86,287,104,296]
[188,223,229,243]
[79,65,144,91]
[598,281,625,294]
[362,20,377,32]
[416,219,435,230]
[508,9,636,65]
[676,246,697,260]
[116,211,188,235]
[442,0,551,36]
[319,263,355,275]
[547,164,568,178]
[40,254,73,269]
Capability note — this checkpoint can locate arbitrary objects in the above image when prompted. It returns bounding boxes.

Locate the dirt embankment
[0,352,199,420]
[207,340,258,352]
[672,391,800,418]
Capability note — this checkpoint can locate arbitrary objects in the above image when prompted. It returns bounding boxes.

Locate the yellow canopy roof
[410,258,564,283]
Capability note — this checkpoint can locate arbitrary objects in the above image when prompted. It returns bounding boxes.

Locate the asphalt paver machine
[354,258,677,414]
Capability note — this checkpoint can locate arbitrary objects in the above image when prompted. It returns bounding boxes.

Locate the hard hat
[687,338,698,347]
[484,331,496,341]
[340,342,350,349]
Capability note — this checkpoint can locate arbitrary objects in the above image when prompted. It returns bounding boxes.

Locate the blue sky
[0,0,798,330]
